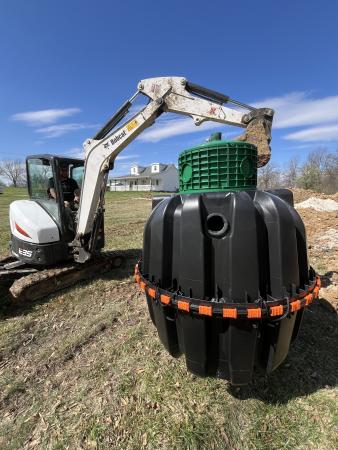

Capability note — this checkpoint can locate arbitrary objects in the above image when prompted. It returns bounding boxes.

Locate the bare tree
[0,160,26,187]
[257,149,338,194]
[283,156,299,188]
[289,148,338,193]
[321,151,338,193]
[257,163,281,190]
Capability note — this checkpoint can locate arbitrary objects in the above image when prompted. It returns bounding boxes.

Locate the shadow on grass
[0,248,141,320]
[229,298,338,403]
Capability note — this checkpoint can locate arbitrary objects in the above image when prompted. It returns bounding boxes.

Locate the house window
[156,180,159,186]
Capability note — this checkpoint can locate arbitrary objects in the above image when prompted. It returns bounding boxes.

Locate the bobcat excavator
[0,77,274,301]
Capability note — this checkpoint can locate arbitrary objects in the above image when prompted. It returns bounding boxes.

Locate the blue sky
[1,0,338,177]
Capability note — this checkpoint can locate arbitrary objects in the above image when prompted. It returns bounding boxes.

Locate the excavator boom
[75,77,274,261]
[2,77,274,301]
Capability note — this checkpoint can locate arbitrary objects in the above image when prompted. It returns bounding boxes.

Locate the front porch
[107,177,160,192]
[110,184,152,192]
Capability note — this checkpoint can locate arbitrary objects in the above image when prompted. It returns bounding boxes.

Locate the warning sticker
[126,119,138,132]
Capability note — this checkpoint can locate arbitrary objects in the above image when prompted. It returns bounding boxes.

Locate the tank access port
[135,263,321,320]
[206,213,229,238]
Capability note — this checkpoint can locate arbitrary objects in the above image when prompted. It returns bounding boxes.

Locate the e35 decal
[18,248,33,258]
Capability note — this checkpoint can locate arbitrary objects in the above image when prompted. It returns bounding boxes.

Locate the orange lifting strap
[134,263,320,320]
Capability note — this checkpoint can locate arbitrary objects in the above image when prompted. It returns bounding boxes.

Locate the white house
[107,163,178,192]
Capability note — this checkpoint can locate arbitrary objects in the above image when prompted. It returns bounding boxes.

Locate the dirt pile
[295,197,338,212]
[294,189,338,308]
[292,188,338,203]
[316,228,338,250]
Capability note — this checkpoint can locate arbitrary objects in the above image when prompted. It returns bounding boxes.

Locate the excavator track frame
[0,251,125,302]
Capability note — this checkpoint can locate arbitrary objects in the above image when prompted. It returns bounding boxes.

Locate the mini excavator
[0,77,274,300]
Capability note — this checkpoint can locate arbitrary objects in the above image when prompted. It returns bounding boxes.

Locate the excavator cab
[9,155,86,266]
[26,155,84,233]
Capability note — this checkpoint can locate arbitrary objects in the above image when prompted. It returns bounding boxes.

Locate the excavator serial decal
[18,248,33,258]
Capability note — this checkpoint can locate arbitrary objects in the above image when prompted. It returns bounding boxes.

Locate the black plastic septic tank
[136,133,320,386]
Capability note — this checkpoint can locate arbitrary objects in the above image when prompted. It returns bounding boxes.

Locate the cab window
[27,158,52,199]
[27,158,60,225]
[71,165,84,188]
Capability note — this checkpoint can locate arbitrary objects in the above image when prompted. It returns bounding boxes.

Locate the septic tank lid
[179,133,258,193]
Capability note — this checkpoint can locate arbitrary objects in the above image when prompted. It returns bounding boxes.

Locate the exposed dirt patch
[293,188,338,203]
[295,201,338,310]
[296,207,338,275]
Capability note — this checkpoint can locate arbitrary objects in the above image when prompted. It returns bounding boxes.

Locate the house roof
[110,163,177,180]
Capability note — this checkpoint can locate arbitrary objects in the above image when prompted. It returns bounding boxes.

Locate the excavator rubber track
[0,251,126,302]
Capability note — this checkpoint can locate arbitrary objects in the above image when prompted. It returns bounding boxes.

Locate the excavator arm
[74,76,274,262]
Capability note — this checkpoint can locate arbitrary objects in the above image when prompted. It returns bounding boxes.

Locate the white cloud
[138,91,338,143]
[12,92,338,145]
[278,143,317,151]
[284,124,338,142]
[136,90,338,143]
[35,123,98,138]
[125,103,148,118]
[65,147,84,158]
[61,148,140,161]
[253,92,338,129]
[116,154,139,160]
[138,116,234,143]
[11,108,81,126]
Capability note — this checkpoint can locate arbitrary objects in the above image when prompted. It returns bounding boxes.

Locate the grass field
[0,188,337,449]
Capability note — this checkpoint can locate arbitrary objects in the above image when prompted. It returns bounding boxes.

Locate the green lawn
[0,188,163,255]
[0,187,28,255]
[0,188,337,449]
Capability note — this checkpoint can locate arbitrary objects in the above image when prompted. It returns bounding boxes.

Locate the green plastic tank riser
[179,133,258,194]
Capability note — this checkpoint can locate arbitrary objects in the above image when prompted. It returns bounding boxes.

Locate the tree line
[258,148,338,194]
[1,148,338,193]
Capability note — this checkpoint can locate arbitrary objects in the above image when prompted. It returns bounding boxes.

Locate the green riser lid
[179,135,258,194]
